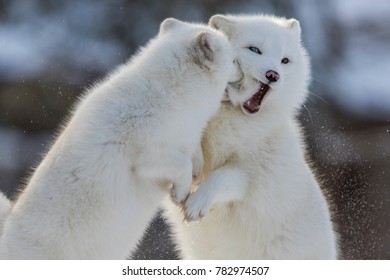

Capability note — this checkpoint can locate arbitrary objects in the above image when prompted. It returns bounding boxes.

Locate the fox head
[209,14,311,117]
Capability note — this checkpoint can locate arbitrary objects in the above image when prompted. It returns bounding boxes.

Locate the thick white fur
[164,14,338,259]
[0,193,10,236]
[0,19,236,259]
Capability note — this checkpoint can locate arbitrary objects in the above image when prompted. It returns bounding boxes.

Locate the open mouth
[243,83,270,114]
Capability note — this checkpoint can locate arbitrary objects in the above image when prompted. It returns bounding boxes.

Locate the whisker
[303,104,313,123]
[311,76,326,86]
[309,91,330,105]
[307,95,318,104]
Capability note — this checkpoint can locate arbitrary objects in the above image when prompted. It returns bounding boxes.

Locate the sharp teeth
[260,84,270,94]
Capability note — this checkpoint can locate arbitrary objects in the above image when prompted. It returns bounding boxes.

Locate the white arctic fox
[0,18,237,259]
[164,14,338,259]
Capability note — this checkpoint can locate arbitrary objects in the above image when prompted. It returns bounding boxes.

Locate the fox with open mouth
[224,15,309,116]
[164,14,338,259]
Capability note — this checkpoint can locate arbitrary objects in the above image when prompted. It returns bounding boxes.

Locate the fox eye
[248,46,262,55]
[281,57,290,64]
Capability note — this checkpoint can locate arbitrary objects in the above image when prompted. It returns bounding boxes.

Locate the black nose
[266,70,280,83]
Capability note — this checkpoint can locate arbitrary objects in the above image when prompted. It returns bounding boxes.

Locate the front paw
[170,187,189,207]
[182,188,212,222]
[169,177,192,206]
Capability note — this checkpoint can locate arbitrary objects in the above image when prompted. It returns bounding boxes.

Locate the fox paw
[182,189,212,222]
[170,187,190,207]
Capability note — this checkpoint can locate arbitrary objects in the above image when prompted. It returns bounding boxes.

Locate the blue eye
[248,46,262,55]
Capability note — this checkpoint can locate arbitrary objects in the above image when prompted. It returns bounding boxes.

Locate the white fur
[164,14,338,259]
[0,193,10,236]
[0,18,236,259]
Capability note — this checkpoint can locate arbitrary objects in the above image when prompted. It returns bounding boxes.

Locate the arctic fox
[164,14,338,259]
[0,18,236,259]
[0,193,10,236]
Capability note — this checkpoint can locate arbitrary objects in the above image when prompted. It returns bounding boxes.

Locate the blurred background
[0,0,389,260]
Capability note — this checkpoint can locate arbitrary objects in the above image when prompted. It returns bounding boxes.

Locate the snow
[297,0,390,119]
[328,0,390,118]
[333,0,390,24]
[0,0,389,118]
[0,0,125,81]
[333,39,390,118]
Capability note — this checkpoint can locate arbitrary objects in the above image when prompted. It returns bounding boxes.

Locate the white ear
[196,31,218,61]
[208,15,235,38]
[159,18,185,35]
[287,18,301,37]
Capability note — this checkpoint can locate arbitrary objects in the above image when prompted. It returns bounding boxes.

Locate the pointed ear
[195,31,218,61]
[159,18,185,35]
[286,18,301,37]
[208,15,235,38]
